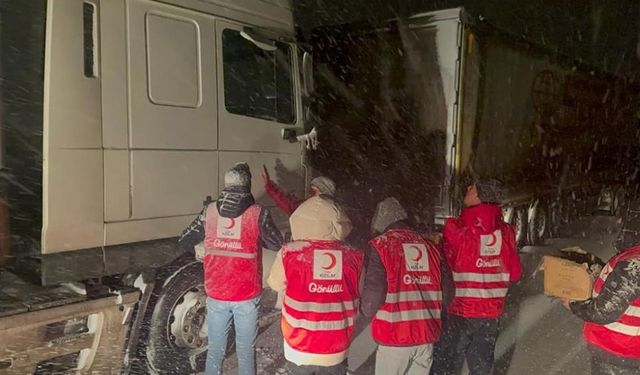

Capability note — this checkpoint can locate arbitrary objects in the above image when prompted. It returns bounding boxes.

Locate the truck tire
[147,261,208,374]
[512,206,528,248]
[528,201,548,245]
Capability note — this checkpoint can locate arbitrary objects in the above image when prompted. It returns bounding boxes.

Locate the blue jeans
[205,296,260,375]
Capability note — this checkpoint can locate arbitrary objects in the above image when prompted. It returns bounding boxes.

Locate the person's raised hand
[261,165,271,185]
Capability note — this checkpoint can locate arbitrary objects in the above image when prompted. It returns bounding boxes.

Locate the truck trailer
[0,0,310,373]
[307,7,639,246]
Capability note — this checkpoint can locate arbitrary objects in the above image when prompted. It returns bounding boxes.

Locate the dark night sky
[293,0,640,80]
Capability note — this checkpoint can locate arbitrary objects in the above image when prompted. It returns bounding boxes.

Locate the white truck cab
[43,0,306,255]
[0,0,310,373]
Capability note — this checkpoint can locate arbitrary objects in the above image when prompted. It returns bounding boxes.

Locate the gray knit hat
[371,197,409,234]
[475,179,506,204]
[224,162,251,188]
[310,176,336,196]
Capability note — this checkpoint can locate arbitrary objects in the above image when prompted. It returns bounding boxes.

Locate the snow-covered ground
[218,215,619,375]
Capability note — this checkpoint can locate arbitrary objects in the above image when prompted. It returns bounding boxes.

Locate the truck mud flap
[0,291,139,374]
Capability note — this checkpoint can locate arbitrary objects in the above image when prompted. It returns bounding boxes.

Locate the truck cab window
[222,29,295,124]
[83,2,97,78]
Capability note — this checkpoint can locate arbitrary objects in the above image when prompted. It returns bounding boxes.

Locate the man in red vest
[261,165,336,215]
[564,199,640,374]
[431,179,522,375]
[360,197,443,374]
[178,163,283,375]
[267,196,363,375]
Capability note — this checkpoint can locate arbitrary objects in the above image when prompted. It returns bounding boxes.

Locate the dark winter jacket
[570,258,640,325]
[178,187,283,252]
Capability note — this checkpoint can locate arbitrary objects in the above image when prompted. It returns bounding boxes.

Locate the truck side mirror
[281,127,301,142]
[302,52,314,96]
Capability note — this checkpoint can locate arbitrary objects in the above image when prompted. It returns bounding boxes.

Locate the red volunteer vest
[369,228,442,346]
[446,218,517,318]
[583,245,640,359]
[203,204,261,301]
[281,240,364,355]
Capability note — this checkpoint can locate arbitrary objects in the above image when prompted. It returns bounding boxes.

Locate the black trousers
[590,346,640,375]
[431,314,499,375]
[285,360,348,375]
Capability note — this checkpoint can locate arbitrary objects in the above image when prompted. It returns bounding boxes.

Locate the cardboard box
[542,255,593,300]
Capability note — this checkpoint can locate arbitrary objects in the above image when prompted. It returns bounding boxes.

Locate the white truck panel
[42,0,104,253]
[159,0,294,34]
[104,214,194,245]
[42,150,104,253]
[101,0,129,149]
[128,0,218,150]
[129,150,217,219]
[104,150,130,222]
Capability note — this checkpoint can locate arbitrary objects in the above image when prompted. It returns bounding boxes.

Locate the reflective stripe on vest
[205,248,257,258]
[625,306,640,318]
[594,253,640,338]
[375,308,441,323]
[284,295,357,313]
[605,322,640,336]
[455,288,508,298]
[384,290,442,304]
[582,246,640,359]
[452,272,510,283]
[282,309,354,331]
[603,304,640,336]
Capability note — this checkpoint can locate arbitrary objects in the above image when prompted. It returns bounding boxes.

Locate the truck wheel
[147,262,208,374]
[512,206,528,248]
[528,201,548,245]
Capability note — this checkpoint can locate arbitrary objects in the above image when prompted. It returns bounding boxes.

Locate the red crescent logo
[409,245,423,262]
[485,232,497,247]
[322,252,337,270]
[224,218,236,229]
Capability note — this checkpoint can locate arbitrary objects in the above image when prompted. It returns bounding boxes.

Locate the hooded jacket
[267,196,361,367]
[443,203,522,318]
[268,195,354,294]
[178,186,283,253]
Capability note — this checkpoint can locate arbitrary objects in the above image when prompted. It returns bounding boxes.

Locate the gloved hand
[297,127,319,150]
